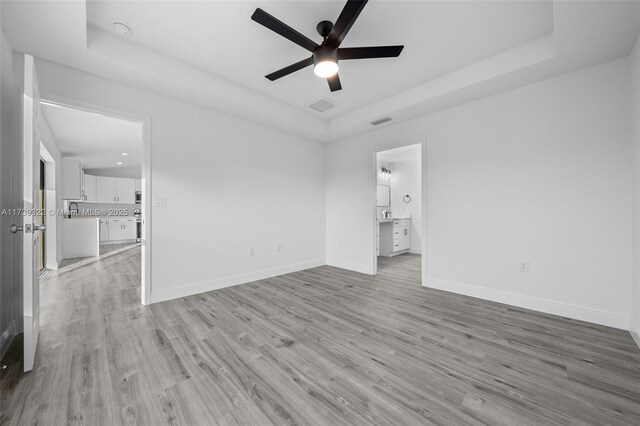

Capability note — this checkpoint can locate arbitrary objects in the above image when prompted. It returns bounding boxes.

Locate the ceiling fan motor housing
[316,20,334,38]
[313,44,338,66]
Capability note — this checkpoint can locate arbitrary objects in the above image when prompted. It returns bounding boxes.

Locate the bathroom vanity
[378,218,411,257]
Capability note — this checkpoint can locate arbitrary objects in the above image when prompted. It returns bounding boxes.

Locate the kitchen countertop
[64,216,137,220]
[378,217,410,223]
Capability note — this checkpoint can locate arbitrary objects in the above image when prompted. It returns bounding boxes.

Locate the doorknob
[9,224,23,233]
[33,224,46,232]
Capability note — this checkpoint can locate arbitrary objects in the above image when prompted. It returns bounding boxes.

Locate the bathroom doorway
[374,143,425,279]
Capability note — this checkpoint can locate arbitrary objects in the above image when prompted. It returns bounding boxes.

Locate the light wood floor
[57,242,139,269]
[3,250,640,425]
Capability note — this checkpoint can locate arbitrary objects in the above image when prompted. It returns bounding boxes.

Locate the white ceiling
[2,1,640,142]
[378,144,421,163]
[41,103,143,172]
[86,0,553,120]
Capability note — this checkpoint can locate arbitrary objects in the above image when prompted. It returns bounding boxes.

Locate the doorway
[373,142,426,281]
[38,98,149,304]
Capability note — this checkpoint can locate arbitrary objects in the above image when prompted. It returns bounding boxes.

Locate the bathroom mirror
[377,185,390,207]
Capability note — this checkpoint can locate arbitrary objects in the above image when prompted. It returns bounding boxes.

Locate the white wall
[0,10,20,357]
[35,59,326,303]
[389,158,422,253]
[630,32,640,344]
[326,57,632,329]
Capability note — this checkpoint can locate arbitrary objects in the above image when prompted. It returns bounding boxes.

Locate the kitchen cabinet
[61,158,82,200]
[122,220,137,240]
[96,176,117,203]
[62,218,100,258]
[107,218,136,241]
[379,219,410,257]
[117,178,136,204]
[84,174,97,203]
[96,176,136,204]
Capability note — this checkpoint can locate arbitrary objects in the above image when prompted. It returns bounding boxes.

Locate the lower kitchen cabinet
[106,218,137,242]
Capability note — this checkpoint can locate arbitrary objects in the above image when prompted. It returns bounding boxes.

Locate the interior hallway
[2,251,640,425]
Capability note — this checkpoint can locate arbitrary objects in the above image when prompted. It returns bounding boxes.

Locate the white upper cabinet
[61,158,82,200]
[95,176,136,204]
[84,174,97,203]
[117,178,136,204]
[96,176,117,203]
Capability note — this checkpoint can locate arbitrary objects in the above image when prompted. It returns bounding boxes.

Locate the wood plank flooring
[2,250,640,425]
[57,243,139,270]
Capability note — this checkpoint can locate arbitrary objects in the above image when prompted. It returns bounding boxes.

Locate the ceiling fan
[251,0,404,92]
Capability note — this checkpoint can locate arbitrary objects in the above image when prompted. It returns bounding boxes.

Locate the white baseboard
[100,239,137,246]
[150,258,326,304]
[426,277,630,330]
[408,248,422,255]
[326,258,373,275]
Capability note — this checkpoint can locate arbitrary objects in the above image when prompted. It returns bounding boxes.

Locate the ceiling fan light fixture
[314,59,339,78]
[252,1,404,92]
[313,45,339,78]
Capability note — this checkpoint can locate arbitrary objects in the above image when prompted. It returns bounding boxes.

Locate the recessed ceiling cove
[3,1,639,142]
[86,1,553,118]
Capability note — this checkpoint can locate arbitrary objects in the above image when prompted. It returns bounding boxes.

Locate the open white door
[21,54,42,372]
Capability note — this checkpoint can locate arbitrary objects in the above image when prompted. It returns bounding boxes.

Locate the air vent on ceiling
[307,97,338,113]
[370,116,392,126]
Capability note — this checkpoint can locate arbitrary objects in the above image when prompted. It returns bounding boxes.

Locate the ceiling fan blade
[326,0,368,47]
[265,57,314,81]
[327,74,342,92]
[251,8,319,52]
[338,45,404,60]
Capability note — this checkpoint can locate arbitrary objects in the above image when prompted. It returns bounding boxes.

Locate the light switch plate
[154,196,167,207]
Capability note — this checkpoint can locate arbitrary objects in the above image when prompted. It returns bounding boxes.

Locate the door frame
[39,142,58,270]
[19,53,42,372]
[39,94,152,305]
[371,136,427,285]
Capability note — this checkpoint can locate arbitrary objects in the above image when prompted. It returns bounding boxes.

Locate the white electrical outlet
[248,247,255,256]
[520,260,529,272]
[276,243,284,252]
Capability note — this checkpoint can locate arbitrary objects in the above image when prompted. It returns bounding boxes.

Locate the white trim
[100,239,137,245]
[371,136,427,282]
[326,258,372,275]
[408,248,422,255]
[426,277,630,330]
[38,93,152,305]
[631,328,640,351]
[150,258,325,304]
